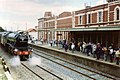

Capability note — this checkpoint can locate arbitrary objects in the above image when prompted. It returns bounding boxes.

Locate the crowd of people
[31,37,120,65]
[48,39,120,65]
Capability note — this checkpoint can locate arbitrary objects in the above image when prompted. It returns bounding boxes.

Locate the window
[114,6,120,21]
[38,22,43,28]
[88,14,91,24]
[98,11,102,22]
[116,8,119,20]
[79,15,82,24]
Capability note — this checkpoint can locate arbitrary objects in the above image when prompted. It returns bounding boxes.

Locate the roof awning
[51,26,120,32]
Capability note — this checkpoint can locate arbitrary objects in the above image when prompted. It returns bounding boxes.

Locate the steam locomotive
[0,31,32,60]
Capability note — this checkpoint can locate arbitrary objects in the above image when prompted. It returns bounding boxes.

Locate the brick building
[38,0,120,48]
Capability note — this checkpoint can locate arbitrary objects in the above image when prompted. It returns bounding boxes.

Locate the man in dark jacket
[96,43,102,60]
[64,43,68,52]
[86,42,92,56]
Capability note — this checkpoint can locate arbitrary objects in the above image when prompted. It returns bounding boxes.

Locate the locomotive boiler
[0,31,32,60]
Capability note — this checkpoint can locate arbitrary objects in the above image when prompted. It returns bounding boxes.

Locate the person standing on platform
[71,42,75,53]
[102,47,108,61]
[108,46,114,62]
[41,38,43,44]
[77,42,80,51]
[92,44,97,58]
[50,40,53,47]
[86,42,92,56]
[96,43,102,60]
[64,42,68,52]
[115,48,120,65]
[82,42,86,53]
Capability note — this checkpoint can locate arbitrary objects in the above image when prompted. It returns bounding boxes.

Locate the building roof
[75,4,108,15]
[27,28,37,32]
[58,12,71,18]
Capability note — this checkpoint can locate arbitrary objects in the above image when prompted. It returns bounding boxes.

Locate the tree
[0,27,5,32]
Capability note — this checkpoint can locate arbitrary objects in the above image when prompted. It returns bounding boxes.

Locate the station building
[38,0,120,48]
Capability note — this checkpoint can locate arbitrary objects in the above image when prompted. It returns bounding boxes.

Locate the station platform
[31,42,120,78]
[40,43,119,66]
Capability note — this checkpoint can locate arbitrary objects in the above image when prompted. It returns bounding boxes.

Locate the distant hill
[0,27,5,32]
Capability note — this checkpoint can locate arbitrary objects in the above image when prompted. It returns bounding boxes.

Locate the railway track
[0,46,117,80]
[33,48,117,80]
[21,63,44,80]
[0,47,64,80]
[21,62,63,80]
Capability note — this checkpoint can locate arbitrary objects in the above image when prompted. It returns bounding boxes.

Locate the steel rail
[33,51,96,80]
[36,65,63,80]
[21,63,44,80]
[33,48,116,80]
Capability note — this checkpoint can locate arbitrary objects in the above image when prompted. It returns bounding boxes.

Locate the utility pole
[17,25,19,31]
[26,23,27,31]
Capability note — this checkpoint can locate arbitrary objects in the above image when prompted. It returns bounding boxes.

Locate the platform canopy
[51,26,120,32]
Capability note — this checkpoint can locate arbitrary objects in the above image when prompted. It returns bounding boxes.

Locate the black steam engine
[0,31,32,60]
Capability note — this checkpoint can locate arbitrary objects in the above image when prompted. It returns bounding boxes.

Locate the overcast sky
[0,0,106,31]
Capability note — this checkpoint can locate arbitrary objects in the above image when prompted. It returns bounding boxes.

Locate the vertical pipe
[112,32,114,44]
[118,31,120,48]
[96,32,98,43]
[101,32,102,44]
[83,33,84,42]
[90,33,91,42]
[106,32,108,47]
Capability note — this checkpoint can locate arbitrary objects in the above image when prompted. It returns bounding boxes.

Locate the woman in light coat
[71,43,75,53]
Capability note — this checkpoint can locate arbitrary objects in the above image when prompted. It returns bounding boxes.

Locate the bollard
[2,61,6,65]
[0,57,13,80]
[0,56,2,63]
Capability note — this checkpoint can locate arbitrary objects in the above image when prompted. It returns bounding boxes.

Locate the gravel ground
[34,50,117,80]
[0,48,71,80]
[22,61,61,80]
[0,47,118,80]
[0,48,41,80]
[32,53,93,80]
